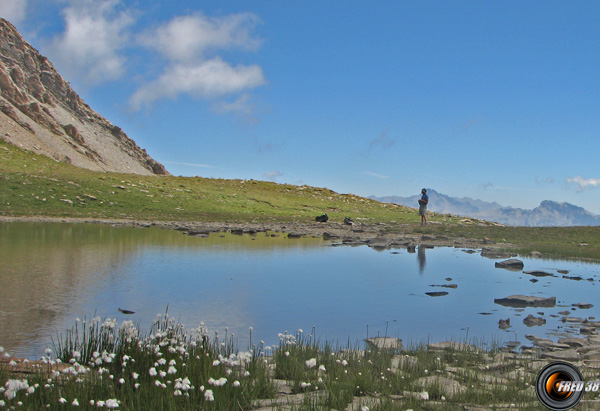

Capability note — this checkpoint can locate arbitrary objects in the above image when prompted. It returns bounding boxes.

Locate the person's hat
[422,188,427,192]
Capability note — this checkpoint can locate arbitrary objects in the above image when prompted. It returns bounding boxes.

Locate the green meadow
[1,138,600,260]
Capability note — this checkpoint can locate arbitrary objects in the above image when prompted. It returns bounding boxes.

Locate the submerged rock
[429,284,458,289]
[523,270,555,277]
[426,291,449,297]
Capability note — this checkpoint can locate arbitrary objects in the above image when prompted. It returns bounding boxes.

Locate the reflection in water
[2,222,600,360]
[0,223,323,358]
[417,245,426,273]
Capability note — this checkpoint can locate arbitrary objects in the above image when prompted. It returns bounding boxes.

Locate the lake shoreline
[0,214,515,255]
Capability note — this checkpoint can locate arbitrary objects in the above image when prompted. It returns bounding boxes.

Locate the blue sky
[3,1,600,213]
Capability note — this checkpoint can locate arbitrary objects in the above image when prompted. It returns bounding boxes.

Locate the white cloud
[131,12,265,113]
[263,171,282,181]
[0,0,27,24]
[138,13,262,63]
[213,93,252,115]
[46,0,133,85]
[566,176,600,191]
[364,171,389,179]
[163,161,222,169]
[129,59,265,111]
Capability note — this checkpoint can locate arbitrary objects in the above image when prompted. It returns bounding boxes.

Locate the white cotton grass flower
[305,358,317,368]
[149,367,157,376]
[318,365,326,372]
[72,399,80,406]
[4,379,29,400]
[233,380,240,387]
[208,377,227,386]
[58,398,67,404]
[204,389,214,401]
[132,372,139,380]
[167,366,177,374]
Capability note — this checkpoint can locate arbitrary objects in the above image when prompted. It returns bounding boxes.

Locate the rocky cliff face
[0,18,168,175]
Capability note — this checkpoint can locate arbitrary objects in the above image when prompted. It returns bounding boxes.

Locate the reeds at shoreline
[3,309,583,410]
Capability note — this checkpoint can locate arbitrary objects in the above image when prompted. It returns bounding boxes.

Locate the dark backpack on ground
[316,214,329,222]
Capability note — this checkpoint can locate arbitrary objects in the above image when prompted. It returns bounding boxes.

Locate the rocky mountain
[0,18,168,175]
[370,190,600,227]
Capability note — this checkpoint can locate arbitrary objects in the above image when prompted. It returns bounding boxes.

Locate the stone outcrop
[0,18,168,175]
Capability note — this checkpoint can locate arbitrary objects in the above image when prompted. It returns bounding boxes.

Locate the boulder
[494,259,524,269]
[322,232,340,240]
[365,337,403,351]
[498,318,511,330]
[541,349,580,362]
[523,314,546,327]
[557,337,589,348]
[427,341,478,352]
[494,295,556,308]
[287,232,305,239]
[481,249,514,259]
[415,376,466,397]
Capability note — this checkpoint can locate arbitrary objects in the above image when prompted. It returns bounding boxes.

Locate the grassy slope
[1,139,600,259]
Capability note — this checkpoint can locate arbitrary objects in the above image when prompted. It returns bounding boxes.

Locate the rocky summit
[0,18,168,176]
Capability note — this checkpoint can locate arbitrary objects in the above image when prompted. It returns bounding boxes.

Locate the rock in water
[498,318,511,329]
[426,291,449,297]
[494,295,556,308]
[523,314,546,327]
[494,259,524,269]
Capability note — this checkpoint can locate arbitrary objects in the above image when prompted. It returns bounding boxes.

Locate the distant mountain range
[370,189,600,227]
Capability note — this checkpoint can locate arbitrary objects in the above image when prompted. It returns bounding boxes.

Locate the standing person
[418,188,429,225]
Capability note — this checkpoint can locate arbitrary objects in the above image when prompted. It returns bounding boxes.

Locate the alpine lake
[2,221,600,360]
